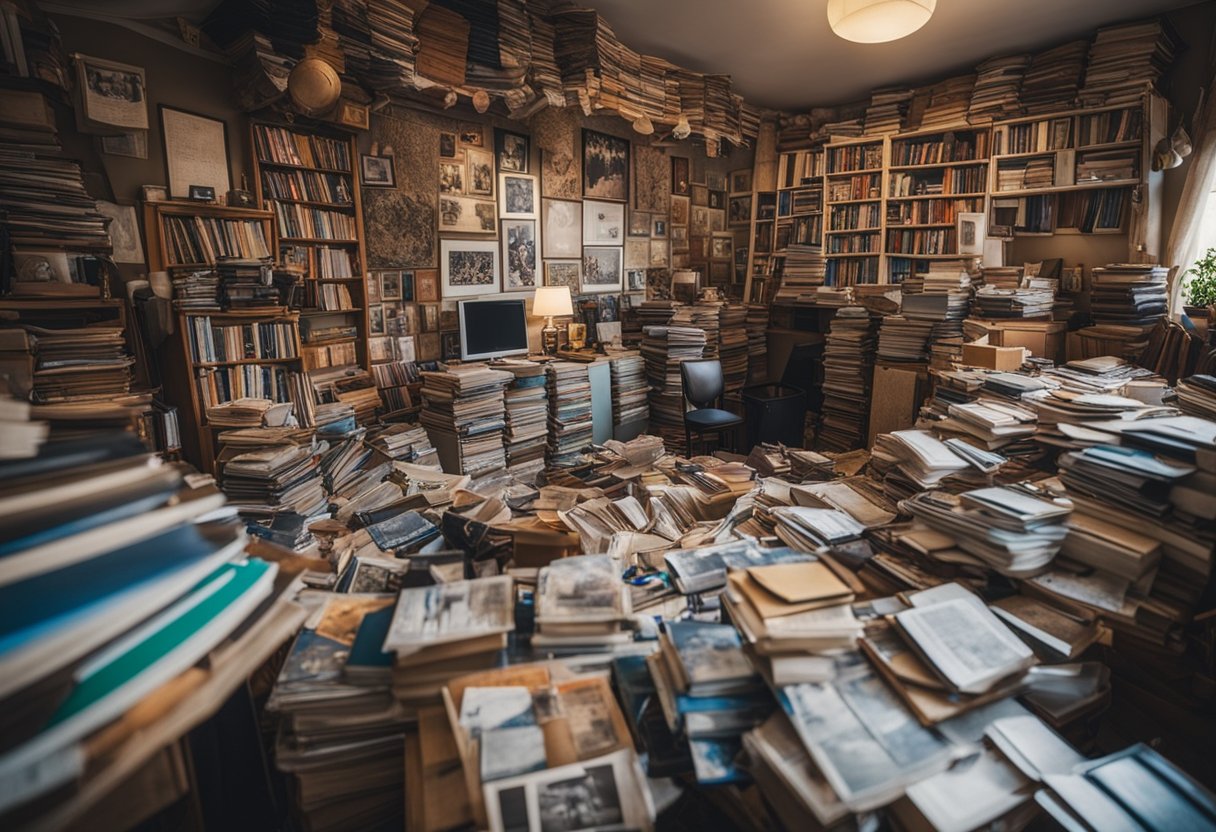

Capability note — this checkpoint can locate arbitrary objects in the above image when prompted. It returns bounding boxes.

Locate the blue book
[344,604,395,679]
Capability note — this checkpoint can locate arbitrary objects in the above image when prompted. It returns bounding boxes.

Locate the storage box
[962,343,1026,371]
[868,363,929,446]
[966,318,1066,363]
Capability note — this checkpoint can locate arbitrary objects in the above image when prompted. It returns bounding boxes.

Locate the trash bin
[741,343,814,449]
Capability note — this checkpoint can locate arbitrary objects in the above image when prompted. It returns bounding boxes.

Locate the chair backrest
[681,359,724,408]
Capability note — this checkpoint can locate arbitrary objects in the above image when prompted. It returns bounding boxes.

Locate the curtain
[1166,66,1216,316]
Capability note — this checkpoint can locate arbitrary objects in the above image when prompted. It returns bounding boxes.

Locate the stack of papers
[499,360,548,479]
[816,307,880,452]
[545,361,594,463]
[419,364,513,477]
[532,555,634,649]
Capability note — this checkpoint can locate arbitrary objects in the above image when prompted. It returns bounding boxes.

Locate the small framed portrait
[415,269,440,302]
[439,132,457,158]
[439,158,465,194]
[711,233,733,260]
[501,219,539,292]
[361,154,396,188]
[628,211,651,237]
[369,304,386,334]
[957,212,987,256]
[460,124,485,147]
[442,330,462,361]
[495,128,529,173]
[466,148,494,196]
[709,190,726,210]
[500,172,537,219]
[652,218,667,238]
[730,169,752,195]
[380,271,403,301]
[671,157,690,196]
[188,185,215,202]
[338,101,369,130]
[366,272,382,304]
[626,269,646,292]
[583,128,630,202]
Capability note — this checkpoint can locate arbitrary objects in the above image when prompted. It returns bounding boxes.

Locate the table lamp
[532,285,573,356]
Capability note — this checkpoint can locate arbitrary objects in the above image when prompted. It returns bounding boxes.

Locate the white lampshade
[532,285,573,317]
[827,0,935,44]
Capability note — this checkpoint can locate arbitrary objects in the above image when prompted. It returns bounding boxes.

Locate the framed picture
[624,238,649,270]
[466,148,494,196]
[401,270,415,301]
[728,195,752,226]
[423,304,440,332]
[582,129,629,202]
[711,233,733,260]
[439,158,465,194]
[709,190,726,210]
[691,206,710,236]
[649,239,669,268]
[440,239,499,298]
[670,195,690,226]
[76,55,148,131]
[495,128,529,173]
[582,246,623,293]
[460,124,485,148]
[438,195,496,234]
[671,225,689,251]
[730,169,753,195]
[626,269,646,292]
[652,218,667,238]
[361,154,396,188]
[141,184,167,203]
[366,272,382,304]
[706,170,726,192]
[544,259,581,289]
[415,269,440,302]
[502,219,539,292]
[671,157,690,195]
[691,184,709,207]
[628,211,651,238]
[188,185,215,202]
[338,101,369,130]
[369,304,386,334]
[500,173,537,219]
[159,106,230,199]
[417,332,441,361]
[709,210,725,233]
[99,131,147,159]
[709,261,731,284]
[582,199,625,245]
[380,270,403,301]
[442,331,462,361]
[957,212,987,256]
[542,198,581,259]
[439,132,457,158]
[96,201,144,264]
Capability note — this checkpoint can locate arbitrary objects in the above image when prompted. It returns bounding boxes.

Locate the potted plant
[1183,246,1216,320]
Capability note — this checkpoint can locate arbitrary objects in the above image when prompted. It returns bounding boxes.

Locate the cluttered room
[4,0,1216,829]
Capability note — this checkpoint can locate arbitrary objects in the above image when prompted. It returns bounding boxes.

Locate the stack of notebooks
[419,364,513,477]
[816,307,879,452]
[532,555,634,650]
[1089,263,1169,326]
[641,322,706,455]
[608,351,648,428]
[545,361,594,463]
[968,54,1030,122]
[215,426,328,521]
[499,359,549,479]
[23,324,135,406]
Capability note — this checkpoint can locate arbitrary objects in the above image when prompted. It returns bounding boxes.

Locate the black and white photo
[501,173,537,219]
[502,219,538,292]
[542,198,581,258]
[361,154,396,188]
[439,239,500,299]
[439,196,496,234]
[496,128,529,173]
[582,246,623,293]
[466,148,493,196]
[439,159,464,194]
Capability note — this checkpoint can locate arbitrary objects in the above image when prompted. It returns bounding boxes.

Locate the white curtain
[1167,68,1216,316]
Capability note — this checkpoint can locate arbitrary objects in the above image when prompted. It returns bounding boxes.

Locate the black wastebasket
[741,343,813,449]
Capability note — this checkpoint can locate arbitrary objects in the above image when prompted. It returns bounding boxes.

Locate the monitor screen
[458,299,530,361]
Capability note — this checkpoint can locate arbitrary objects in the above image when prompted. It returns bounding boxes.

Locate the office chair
[680,359,744,456]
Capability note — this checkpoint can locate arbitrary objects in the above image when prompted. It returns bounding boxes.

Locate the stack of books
[24,324,135,406]
[918,74,975,128]
[419,364,513,477]
[608,351,649,428]
[1089,263,1169,325]
[816,307,879,452]
[365,423,439,467]
[641,322,706,455]
[532,555,634,650]
[774,245,827,301]
[545,361,594,463]
[968,54,1030,121]
[216,426,328,522]
[980,266,1024,290]
[862,85,912,135]
[216,257,281,309]
[1079,19,1180,107]
[745,304,769,382]
[718,304,749,398]
[877,315,935,363]
[172,270,222,311]
[671,303,721,359]
[973,286,1055,318]
[499,360,549,479]
[1175,375,1216,420]
[1020,40,1088,113]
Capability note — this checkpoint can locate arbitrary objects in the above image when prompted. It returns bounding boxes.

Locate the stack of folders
[1175,374,1216,421]
[0,437,277,816]
[268,594,409,831]
[545,361,593,463]
[650,621,771,785]
[607,351,648,427]
[25,324,135,407]
[816,307,879,452]
[532,555,634,650]
[498,359,548,479]
[419,364,513,477]
[215,426,329,522]
[770,506,867,552]
[382,576,515,705]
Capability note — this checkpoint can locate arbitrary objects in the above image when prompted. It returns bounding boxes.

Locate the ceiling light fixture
[827,0,935,44]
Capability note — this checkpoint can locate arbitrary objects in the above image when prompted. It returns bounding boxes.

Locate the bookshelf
[776,147,825,250]
[824,136,886,287]
[745,190,778,302]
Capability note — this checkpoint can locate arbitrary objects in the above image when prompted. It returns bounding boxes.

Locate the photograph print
[728,195,752,226]
[582,129,630,202]
[500,173,537,219]
[670,194,690,225]
[460,124,485,147]
[439,159,465,194]
[582,199,624,245]
[537,764,624,832]
[439,131,457,158]
[441,239,499,298]
[627,269,646,292]
[502,219,538,292]
[361,154,396,188]
[495,128,529,173]
[380,270,403,301]
[466,148,494,196]
[582,246,623,293]
[544,260,581,289]
[628,211,651,238]
[439,195,496,234]
[542,198,581,259]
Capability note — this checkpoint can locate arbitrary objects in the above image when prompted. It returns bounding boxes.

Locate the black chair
[680,359,744,455]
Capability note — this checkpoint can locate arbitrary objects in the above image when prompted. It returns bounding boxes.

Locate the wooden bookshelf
[824,136,886,287]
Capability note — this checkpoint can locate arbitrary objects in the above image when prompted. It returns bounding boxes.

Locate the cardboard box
[966,318,1066,363]
[962,343,1026,371]
[868,363,929,446]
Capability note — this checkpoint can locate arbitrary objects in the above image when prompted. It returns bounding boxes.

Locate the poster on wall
[159,106,231,199]
[441,239,499,298]
[582,200,624,245]
[583,129,629,202]
[74,54,148,132]
[502,219,539,292]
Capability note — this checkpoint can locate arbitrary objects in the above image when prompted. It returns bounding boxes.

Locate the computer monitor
[458,298,530,361]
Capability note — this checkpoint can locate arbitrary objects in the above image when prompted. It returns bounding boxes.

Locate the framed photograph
[709,190,726,210]
[624,238,649,270]
[380,270,403,301]
[439,195,496,234]
[440,239,499,298]
[188,185,215,202]
[460,124,485,148]
[957,212,987,256]
[582,199,625,245]
[670,195,690,225]
[628,211,651,238]
[711,233,733,260]
[706,170,726,191]
[466,148,494,196]
[728,195,752,226]
[415,269,440,302]
[691,206,710,236]
[500,173,537,219]
[710,261,731,284]
[671,225,689,251]
[439,158,465,194]
[442,331,462,361]
[730,169,753,195]
[582,129,629,202]
[542,198,581,259]
[417,332,441,361]
[709,209,725,233]
[649,239,669,268]
[361,154,396,188]
[626,269,646,292]
[544,259,581,289]
[671,157,690,195]
[439,132,457,158]
[366,272,382,304]
[96,201,144,265]
[502,219,539,292]
[76,55,148,131]
[582,246,623,293]
[369,304,386,335]
[652,218,667,238]
[495,128,529,173]
[159,106,230,199]
[338,101,369,130]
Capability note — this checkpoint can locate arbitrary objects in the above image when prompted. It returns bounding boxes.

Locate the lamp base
[541,317,559,356]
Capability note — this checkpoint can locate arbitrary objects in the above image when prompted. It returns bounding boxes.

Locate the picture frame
[401,270,415,302]
[541,198,582,259]
[415,269,440,302]
[710,233,733,260]
[380,270,403,301]
[466,148,494,196]
[649,239,669,268]
[439,158,465,194]
[438,195,497,234]
[709,209,725,233]
[626,269,646,292]
[706,170,726,192]
[96,201,144,265]
[337,101,369,130]
[501,219,539,292]
[624,238,649,270]
[582,129,630,202]
[140,184,167,203]
[652,218,667,238]
[369,304,386,335]
[957,212,987,256]
[709,190,726,210]
[442,331,462,361]
[581,246,623,293]
[691,184,709,207]
[366,272,382,304]
[671,157,690,196]
[582,199,625,245]
[500,172,537,219]
[728,195,752,226]
[460,124,485,148]
[544,259,581,290]
[99,131,148,159]
[730,169,753,195]
[709,261,731,284]
[187,185,215,202]
[628,211,651,238]
[440,239,499,298]
[159,105,230,199]
[76,55,148,131]
[671,225,689,251]
[361,154,396,188]
[670,195,690,226]
[495,128,529,173]
[691,206,710,236]
[439,132,457,158]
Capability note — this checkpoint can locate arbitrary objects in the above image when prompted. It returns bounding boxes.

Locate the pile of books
[1020,40,1088,113]
[918,74,975,129]
[877,315,936,364]
[774,244,826,301]
[979,266,1024,290]
[532,555,634,650]
[1089,263,1169,325]
[216,257,281,309]
[216,426,328,523]
[1080,19,1181,107]
[671,303,721,359]
[420,364,513,477]
[968,54,1030,121]
[608,351,649,428]
[718,304,749,398]
[23,324,135,406]
[365,423,439,467]
[641,322,707,455]
[500,359,548,479]
[816,307,879,452]
[973,286,1055,319]
[310,366,382,425]
[172,269,222,311]
[545,361,594,463]
[745,304,769,383]
[862,85,912,135]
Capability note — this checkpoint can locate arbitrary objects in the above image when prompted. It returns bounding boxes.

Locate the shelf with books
[824,136,888,286]
[143,201,275,271]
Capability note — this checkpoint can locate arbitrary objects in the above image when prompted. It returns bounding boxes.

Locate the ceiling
[588,0,1201,110]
